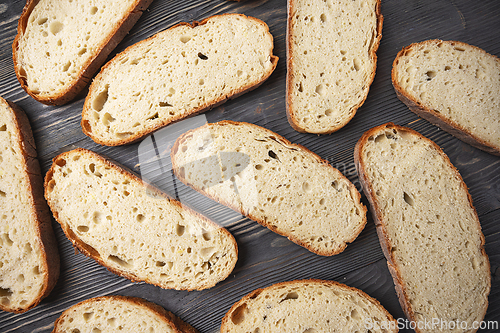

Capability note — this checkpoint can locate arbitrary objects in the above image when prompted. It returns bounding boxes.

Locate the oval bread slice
[0,97,59,313]
[286,0,383,134]
[354,123,491,332]
[221,279,397,332]
[13,0,153,105]
[171,121,367,256]
[392,40,500,155]
[53,295,198,333]
[44,148,237,291]
[82,14,278,146]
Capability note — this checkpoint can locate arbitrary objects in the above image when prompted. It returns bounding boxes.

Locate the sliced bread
[13,0,153,105]
[392,40,500,155]
[53,295,198,333]
[221,279,397,332]
[286,0,383,134]
[0,97,59,313]
[171,121,367,256]
[354,123,491,332]
[44,148,237,291]
[81,14,278,146]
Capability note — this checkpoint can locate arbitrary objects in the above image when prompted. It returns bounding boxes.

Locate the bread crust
[44,148,238,291]
[285,0,383,134]
[354,122,491,332]
[0,98,60,313]
[81,13,279,146]
[171,120,367,256]
[12,0,154,106]
[220,279,397,332]
[392,40,500,156]
[52,295,199,333]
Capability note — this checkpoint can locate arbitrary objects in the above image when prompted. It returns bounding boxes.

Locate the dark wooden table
[1,0,499,332]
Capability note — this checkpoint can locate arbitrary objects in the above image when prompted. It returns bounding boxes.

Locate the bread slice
[44,148,237,291]
[12,0,154,105]
[221,279,397,332]
[392,40,500,155]
[354,123,491,332]
[0,97,59,313]
[286,0,383,134]
[81,14,278,146]
[171,121,367,256]
[53,295,198,333]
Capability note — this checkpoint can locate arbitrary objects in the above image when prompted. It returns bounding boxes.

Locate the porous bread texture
[0,97,59,313]
[354,123,491,333]
[44,148,237,291]
[13,0,153,105]
[171,121,367,256]
[82,14,278,146]
[53,296,198,333]
[286,0,382,134]
[392,40,500,155]
[221,279,397,332]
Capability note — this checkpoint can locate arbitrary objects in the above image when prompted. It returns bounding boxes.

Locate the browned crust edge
[12,0,154,106]
[43,148,238,291]
[220,279,398,332]
[81,13,279,146]
[52,295,199,333]
[353,122,491,333]
[0,98,60,313]
[285,0,383,134]
[171,120,367,256]
[391,39,500,156]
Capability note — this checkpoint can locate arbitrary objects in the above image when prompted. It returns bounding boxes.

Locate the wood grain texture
[0,0,499,332]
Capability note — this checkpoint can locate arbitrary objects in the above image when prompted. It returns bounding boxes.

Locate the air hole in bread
[33,266,40,274]
[49,21,64,35]
[315,84,324,95]
[202,231,212,241]
[90,6,98,15]
[0,287,12,297]
[198,52,208,60]
[298,82,303,92]
[425,70,436,80]
[93,85,109,111]
[176,224,185,237]
[62,61,71,72]
[156,261,166,267]
[107,318,116,327]
[102,113,115,126]
[320,13,327,23]
[108,255,132,268]
[78,48,87,56]
[268,150,279,161]
[77,225,89,233]
[453,46,465,52]
[353,58,361,71]
[136,214,145,222]
[37,17,48,25]
[92,328,101,333]
[350,308,361,320]
[281,291,299,302]
[159,101,172,107]
[0,190,5,197]
[147,113,159,120]
[83,311,93,322]
[302,182,311,192]
[403,192,414,206]
[231,303,248,325]
[180,36,191,43]
[444,65,451,71]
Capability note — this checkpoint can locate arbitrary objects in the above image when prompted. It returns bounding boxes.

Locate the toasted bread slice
[44,148,237,291]
[171,121,366,256]
[221,279,397,332]
[286,0,383,133]
[13,0,153,105]
[354,123,491,332]
[392,40,500,155]
[53,295,198,333]
[81,14,278,146]
[0,97,59,313]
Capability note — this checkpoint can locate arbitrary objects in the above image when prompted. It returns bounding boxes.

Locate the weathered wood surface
[0,0,499,332]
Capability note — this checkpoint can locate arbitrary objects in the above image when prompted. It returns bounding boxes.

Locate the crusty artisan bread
[0,97,59,313]
[171,121,367,256]
[354,123,491,332]
[44,148,237,291]
[221,279,397,332]
[13,0,153,105]
[286,0,383,134]
[53,295,198,333]
[392,40,500,155]
[82,14,278,146]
